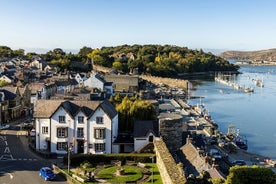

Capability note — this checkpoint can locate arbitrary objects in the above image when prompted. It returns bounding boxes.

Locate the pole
[150,156,154,184]
[68,142,70,175]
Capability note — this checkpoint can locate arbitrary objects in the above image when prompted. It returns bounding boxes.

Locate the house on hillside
[104,74,138,94]
[84,72,114,97]
[33,99,118,155]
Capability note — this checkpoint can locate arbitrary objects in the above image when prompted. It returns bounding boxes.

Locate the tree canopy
[0,44,239,77]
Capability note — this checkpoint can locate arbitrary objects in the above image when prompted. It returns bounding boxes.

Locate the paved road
[0,128,67,184]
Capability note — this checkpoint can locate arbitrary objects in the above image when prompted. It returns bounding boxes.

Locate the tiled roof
[29,83,44,92]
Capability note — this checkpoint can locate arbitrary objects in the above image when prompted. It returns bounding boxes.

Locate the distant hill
[219,49,276,62]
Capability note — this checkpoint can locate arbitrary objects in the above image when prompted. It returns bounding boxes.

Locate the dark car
[39,167,55,181]
[231,160,247,166]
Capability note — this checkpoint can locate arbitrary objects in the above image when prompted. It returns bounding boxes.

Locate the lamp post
[68,142,73,175]
[150,156,154,184]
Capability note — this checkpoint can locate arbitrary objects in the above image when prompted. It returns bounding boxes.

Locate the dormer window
[78,116,84,124]
[96,117,103,124]
[59,116,65,123]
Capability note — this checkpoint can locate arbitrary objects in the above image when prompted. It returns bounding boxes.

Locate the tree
[225,165,276,184]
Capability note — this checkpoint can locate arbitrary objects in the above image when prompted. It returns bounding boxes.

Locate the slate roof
[133,120,158,137]
[29,83,44,93]
[0,89,16,100]
[1,86,18,95]
[34,99,117,119]
[55,79,79,86]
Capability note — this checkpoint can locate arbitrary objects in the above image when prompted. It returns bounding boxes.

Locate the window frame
[77,127,84,138]
[42,126,48,134]
[59,116,66,123]
[95,143,105,152]
[57,127,68,138]
[94,128,105,139]
[78,116,84,124]
[96,116,103,124]
[57,142,67,151]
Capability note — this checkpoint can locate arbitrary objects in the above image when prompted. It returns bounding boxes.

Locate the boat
[244,87,254,93]
[227,125,248,150]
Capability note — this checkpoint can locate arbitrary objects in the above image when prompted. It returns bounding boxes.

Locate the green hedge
[64,153,155,167]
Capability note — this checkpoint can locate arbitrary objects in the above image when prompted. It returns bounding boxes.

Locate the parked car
[231,160,247,166]
[0,124,10,130]
[39,167,55,181]
[209,148,222,159]
[30,128,36,136]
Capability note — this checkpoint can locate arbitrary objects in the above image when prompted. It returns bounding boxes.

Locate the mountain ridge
[219,48,276,62]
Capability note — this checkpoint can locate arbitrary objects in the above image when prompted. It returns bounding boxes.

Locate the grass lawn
[97,165,143,183]
[144,163,163,184]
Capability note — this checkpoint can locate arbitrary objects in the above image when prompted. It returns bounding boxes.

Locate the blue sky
[1,0,276,53]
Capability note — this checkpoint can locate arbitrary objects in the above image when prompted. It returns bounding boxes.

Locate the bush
[64,153,155,167]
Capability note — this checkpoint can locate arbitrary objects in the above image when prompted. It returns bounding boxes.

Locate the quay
[166,98,276,178]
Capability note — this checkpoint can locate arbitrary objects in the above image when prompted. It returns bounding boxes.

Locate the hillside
[220,48,276,62]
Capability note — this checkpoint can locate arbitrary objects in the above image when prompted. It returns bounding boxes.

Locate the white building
[133,120,158,151]
[33,99,118,155]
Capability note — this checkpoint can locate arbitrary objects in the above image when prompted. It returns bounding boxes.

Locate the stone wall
[158,113,183,153]
[154,138,186,184]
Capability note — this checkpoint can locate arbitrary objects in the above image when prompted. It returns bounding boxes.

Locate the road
[0,126,67,184]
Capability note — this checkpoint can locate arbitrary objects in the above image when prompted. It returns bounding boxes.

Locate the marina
[188,64,276,160]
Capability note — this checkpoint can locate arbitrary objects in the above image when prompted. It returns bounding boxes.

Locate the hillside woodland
[220,48,276,62]
[0,45,238,77]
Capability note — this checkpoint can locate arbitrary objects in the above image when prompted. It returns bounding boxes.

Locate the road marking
[0,171,13,180]
[4,147,10,153]
[5,141,8,146]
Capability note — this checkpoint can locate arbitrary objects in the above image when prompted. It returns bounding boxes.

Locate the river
[188,64,276,159]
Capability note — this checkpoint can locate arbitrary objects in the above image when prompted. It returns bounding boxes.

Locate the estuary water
[188,64,276,159]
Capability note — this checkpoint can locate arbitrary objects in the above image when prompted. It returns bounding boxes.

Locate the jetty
[215,73,254,93]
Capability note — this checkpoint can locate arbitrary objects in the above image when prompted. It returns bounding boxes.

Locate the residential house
[55,79,78,94]
[0,74,14,84]
[73,73,87,87]
[29,82,57,104]
[105,74,139,94]
[0,86,22,121]
[30,58,48,71]
[83,71,114,97]
[133,120,159,151]
[33,99,118,155]
[18,85,32,116]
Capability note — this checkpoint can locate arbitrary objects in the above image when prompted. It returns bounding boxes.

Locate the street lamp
[150,156,154,184]
[68,142,73,175]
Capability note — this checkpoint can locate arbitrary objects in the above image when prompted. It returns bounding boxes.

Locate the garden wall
[154,138,187,184]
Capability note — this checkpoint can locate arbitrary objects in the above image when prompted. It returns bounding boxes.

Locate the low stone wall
[154,138,187,184]
[140,75,189,90]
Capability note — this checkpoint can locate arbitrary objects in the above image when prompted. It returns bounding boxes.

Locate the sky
[1,0,276,53]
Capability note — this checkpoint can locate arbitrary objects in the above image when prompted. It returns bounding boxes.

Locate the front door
[77,140,84,153]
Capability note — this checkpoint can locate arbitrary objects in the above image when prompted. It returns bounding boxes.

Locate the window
[57,142,67,150]
[78,116,84,124]
[59,116,65,123]
[57,127,68,138]
[149,135,154,142]
[42,127,48,134]
[77,128,84,138]
[96,117,103,124]
[95,143,105,152]
[94,128,105,139]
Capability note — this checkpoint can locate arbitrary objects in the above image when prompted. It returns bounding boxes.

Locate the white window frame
[77,127,84,138]
[59,116,65,123]
[94,128,105,139]
[96,116,103,124]
[95,143,105,152]
[57,142,67,150]
[42,126,48,134]
[57,127,68,138]
[78,116,84,124]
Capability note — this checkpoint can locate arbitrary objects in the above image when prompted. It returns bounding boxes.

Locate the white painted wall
[134,133,155,151]
[83,73,104,90]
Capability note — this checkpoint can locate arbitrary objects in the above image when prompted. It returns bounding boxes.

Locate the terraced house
[33,99,118,155]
